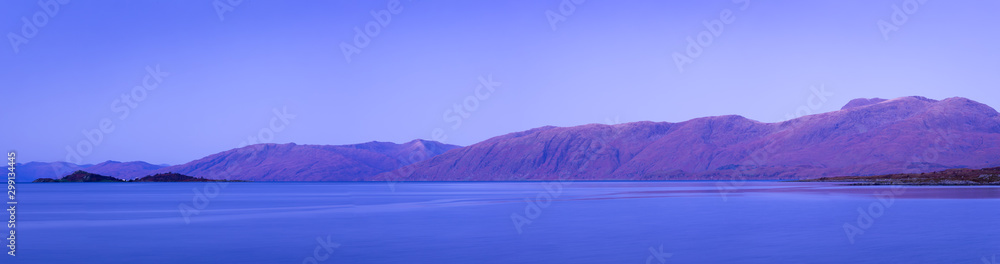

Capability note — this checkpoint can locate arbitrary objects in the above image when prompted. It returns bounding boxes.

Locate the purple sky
[2,0,999,165]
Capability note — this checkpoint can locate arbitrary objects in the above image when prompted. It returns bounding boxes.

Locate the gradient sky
[2,0,999,165]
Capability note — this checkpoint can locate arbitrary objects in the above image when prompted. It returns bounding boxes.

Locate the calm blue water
[8,181,1000,263]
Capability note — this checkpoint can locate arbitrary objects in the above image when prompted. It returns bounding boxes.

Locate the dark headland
[32,170,244,183]
[31,170,122,182]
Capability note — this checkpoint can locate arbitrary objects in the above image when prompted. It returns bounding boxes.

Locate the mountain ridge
[18,96,999,182]
[374,96,1000,181]
[15,161,164,182]
[151,140,461,181]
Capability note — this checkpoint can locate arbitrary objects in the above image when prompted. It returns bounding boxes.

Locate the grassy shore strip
[796,167,1000,185]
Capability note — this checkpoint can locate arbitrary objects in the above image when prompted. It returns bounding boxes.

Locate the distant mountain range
[18,96,1000,182]
[16,140,459,182]
[147,140,459,181]
[375,96,1000,181]
[16,161,166,182]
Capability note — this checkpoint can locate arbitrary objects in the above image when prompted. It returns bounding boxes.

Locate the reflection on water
[11,181,1000,263]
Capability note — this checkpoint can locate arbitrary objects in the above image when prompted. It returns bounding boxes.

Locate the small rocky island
[32,170,123,182]
[32,170,243,183]
[129,172,240,182]
[798,167,1000,185]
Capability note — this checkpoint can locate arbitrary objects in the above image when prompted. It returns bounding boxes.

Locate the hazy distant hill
[15,162,88,182]
[153,139,460,181]
[16,161,165,182]
[82,161,167,180]
[376,96,1000,181]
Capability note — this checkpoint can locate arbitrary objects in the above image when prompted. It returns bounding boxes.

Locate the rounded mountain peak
[841,98,888,110]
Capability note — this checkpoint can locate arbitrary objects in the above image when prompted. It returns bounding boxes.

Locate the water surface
[10,181,1000,263]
